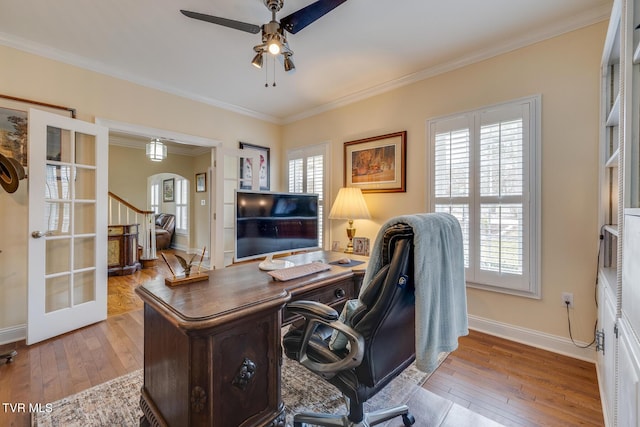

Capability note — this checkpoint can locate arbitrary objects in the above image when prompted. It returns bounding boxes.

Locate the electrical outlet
[562,292,574,308]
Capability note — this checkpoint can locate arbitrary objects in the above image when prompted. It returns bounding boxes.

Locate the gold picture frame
[195,172,206,192]
[344,131,406,193]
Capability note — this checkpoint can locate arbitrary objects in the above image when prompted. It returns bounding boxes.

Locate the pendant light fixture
[146,138,167,162]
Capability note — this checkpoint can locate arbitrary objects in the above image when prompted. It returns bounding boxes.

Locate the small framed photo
[239,142,270,190]
[195,172,206,192]
[162,178,175,202]
[331,241,341,252]
[352,237,370,256]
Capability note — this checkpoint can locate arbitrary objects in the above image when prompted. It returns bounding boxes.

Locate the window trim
[427,95,541,298]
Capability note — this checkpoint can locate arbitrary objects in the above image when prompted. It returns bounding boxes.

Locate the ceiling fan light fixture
[268,41,281,55]
[251,52,264,68]
[181,0,348,78]
[284,54,295,72]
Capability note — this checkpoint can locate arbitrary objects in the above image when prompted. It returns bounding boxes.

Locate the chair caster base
[402,413,415,425]
[1,350,17,364]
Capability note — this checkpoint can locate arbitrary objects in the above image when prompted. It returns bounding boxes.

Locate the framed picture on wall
[239,142,270,190]
[344,131,406,193]
[195,172,206,192]
[163,178,175,202]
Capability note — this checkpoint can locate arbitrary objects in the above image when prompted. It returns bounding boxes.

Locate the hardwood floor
[0,310,144,427]
[0,257,604,427]
[423,333,604,426]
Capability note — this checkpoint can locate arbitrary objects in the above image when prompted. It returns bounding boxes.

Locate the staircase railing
[108,192,157,260]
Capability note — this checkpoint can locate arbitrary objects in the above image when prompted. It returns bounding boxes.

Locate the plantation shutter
[287,144,328,248]
[432,116,471,269]
[429,97,539,297]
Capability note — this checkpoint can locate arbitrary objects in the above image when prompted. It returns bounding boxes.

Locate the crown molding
[0,3,610,127]
[283,4,612,124]
[0,31,282,125]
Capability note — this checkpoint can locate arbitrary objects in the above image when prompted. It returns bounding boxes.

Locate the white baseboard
[468,314,596,363]
[0,324,26,346]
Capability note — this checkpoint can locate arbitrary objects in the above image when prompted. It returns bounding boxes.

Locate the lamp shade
[328,187,371,220]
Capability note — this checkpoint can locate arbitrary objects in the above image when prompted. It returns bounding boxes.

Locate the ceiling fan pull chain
[273,56,277,87]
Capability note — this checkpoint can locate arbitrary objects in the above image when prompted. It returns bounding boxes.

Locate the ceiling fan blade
[280,0,347,34]
[180,10,261,34]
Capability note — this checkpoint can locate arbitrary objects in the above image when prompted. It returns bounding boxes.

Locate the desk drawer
[283,279,357,325]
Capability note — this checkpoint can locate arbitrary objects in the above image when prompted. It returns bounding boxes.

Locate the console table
[135,250,366,427]
[107,224,141,276]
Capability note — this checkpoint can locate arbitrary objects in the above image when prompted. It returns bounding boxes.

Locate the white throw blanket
[334,213,468,373]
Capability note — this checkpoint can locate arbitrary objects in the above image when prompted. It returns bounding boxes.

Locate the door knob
[31,230,53,238]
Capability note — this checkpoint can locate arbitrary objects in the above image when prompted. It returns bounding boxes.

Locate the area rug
[32,354,445,427]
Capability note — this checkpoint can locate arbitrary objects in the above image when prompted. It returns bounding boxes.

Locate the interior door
[27,108,108,345]
[213,147,259,269]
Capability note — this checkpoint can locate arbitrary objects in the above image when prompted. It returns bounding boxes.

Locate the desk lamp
[328,187,371,254]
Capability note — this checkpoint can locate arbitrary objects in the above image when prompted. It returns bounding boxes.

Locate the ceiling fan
[181,0,347,72]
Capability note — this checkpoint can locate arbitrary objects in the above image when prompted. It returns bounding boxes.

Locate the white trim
[0,324,26,346]
[468,314,596,363]
[95,118,221,148]
[595,361,614,427]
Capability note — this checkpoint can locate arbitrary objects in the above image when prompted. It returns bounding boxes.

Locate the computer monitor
[235,190,320,270]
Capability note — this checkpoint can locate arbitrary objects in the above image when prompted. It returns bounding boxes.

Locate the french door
[27,109,108,344]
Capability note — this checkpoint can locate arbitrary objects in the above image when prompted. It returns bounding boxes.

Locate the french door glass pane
[45,165,72,200]
[73,270,95,305]
[75,167,96,200]
[45,274,71,313]
[46,126,71,162]
[45,238,71,275]
[74,203,96,234]
[44,201,71,234]
[74,236,95,270]
[75,132,96,166]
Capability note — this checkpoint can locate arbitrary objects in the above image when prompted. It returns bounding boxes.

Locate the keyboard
[267,262,332,281]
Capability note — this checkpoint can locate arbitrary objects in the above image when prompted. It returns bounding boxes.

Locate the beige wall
[0,21,605,348]
[108,145,211,252]
[0,44,280,333]
[281,22,606,343]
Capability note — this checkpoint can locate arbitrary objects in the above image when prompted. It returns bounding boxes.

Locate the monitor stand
[258,255,295,271]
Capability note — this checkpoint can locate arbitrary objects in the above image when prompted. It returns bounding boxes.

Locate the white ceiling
[0,0,612,124]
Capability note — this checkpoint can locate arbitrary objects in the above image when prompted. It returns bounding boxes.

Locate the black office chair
[283,223,417,427]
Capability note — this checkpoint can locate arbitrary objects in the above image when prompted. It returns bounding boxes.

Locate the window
[428,96,540,297]
[149,182,160,214]
[175,178,188,234]
[287,143,329,249]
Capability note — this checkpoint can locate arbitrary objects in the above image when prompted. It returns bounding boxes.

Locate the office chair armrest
[286,300,364,376]
[286,300,339,322]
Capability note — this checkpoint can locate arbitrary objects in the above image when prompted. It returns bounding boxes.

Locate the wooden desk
[135,250,367,427]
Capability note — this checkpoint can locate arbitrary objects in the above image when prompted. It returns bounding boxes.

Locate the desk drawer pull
[334,288,345,299]
[232,357,257,391]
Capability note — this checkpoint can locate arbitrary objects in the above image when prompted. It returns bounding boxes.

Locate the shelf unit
[597,1,640,425]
